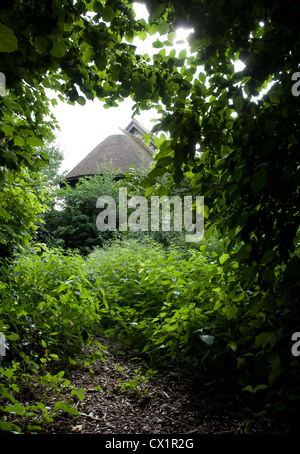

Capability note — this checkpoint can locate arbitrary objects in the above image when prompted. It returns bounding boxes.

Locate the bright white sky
[51,3,193,174]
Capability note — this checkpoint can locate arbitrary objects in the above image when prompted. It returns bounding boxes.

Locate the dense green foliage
[1,238,298,432]
[37,140,66,187]
[1,247,101,355]
[0,169,50,258]
[40,167,198,254]
[86,239,223,364]
[0,245,106,432]
[86,240,300,430]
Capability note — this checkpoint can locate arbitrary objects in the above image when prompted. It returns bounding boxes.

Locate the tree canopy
[1,0,299,269]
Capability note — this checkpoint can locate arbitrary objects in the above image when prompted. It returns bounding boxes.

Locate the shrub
[39,172,120,254]
[86,238,300,432]
[86,239,222,366]
[0,245,105,359]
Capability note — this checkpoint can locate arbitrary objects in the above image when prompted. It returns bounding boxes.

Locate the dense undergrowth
[0,239,299,433]
[0,246,106,433]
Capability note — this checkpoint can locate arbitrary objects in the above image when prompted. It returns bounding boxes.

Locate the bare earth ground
[34,337,273,435]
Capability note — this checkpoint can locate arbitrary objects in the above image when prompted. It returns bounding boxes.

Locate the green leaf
[138,30,147,41]
[3,368,14,378]
[220,253,230,265]
[0,24,18,52]
[102,6,115,22]
[243,384,268,393]
[0,207,12,220]
[255,331,276,350]
[26,137,43,147]
[148,166,167,178]
[262,268,275,286]
[228,340,237,351]
[95,54,107,70]
[50,40,66,58]
[241,265,256,283]
[233,95,244,113]
[82,45,94,62]
[179,49,187,60]
[156,156,173,167]
[110,70,119,81]
[99,287,108,310]
[53,400,79,415]
[6,333,19,341]
[173,168,184,184]
[260,250,275,264]
[124,32,134,43]
[50,354,59,360]
[34,36,48,53]
[77,96,86,106]
[251,168,268,193]
[153,40,164,48]
[27,425,42,432]
[71,389,85,401]
[235,244,251,262]
[68,358,77,365]
[254,384,268,392]
[157,21,170,35]
[2,125,12,136]
[199,72,206,83]
[283,256,300,286]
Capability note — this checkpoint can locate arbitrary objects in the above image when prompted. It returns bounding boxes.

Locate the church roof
[65,120,156,183]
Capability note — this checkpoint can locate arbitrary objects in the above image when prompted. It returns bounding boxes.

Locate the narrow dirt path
[41,338,271,435]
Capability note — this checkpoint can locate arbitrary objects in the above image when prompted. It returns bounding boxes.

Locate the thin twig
[79,412,102,421]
